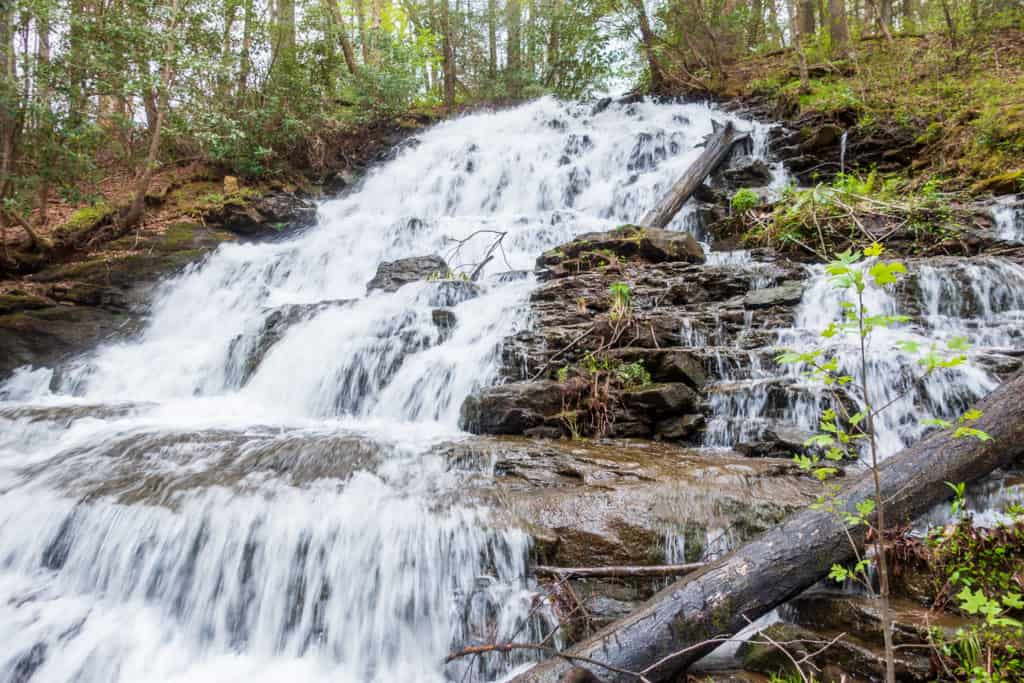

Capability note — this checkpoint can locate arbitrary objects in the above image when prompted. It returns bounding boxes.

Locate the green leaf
[863,242,885,257]
[828,564,849,583]
[953,426,992,442]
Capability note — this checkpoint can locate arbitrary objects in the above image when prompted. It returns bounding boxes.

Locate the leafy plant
[777,242,991,683]
[609,281,632,322]
[731,187,760,213]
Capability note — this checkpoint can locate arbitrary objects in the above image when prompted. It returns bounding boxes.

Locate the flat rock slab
[536,225,705,278]
[447,436,818,567]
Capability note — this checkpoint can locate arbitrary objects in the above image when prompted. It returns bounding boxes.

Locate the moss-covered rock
[970,169,1024,196]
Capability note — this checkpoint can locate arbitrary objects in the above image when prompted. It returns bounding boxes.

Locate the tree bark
[34,6,52,229]
[535,564,705,579]
[639,121,748,229]
[510,371,1024,683]
[506,0,522,98]
[237,0,254,97]
[112,0,181,237]
[324,0,360,75]
[440,0,456,109]
[354,0,371,64]
[797,0,816,37]
[829,0,849,56]
[631,0,665,93]
[487,0,497,82]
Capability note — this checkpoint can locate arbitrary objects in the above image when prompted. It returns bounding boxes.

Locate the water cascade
[0,98,777,683]
[2,96,1022,682]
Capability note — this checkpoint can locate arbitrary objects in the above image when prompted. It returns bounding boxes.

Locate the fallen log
[510,371,1024,683]
[639,120,749,229]
[534,564,706,579]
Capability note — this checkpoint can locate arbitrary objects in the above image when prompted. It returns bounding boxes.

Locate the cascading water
[992,195,1024,243]
[0,97,779,683]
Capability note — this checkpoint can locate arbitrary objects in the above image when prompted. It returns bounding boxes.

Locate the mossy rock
[970,169,1023,196]
[0,293,50,315]
[59,201,116,236]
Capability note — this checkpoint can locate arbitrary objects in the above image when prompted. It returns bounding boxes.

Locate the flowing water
[2,96,1022,682]
[0,97,779,683]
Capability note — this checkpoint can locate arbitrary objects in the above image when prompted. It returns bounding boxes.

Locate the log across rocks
[639,120,750,229]
[509,371,1024,683]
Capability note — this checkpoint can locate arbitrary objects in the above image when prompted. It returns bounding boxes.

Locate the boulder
[739,622,933,682]
[604,347,707,389]
[736,424,816,459]
[423,279,481,306]
[366,255,448,294]
[654,414,705,441]
[743,281,804,309]
[215,191,317,238]
[722,155,773,188]
[621,382,698,419]
[536,225,704,278]
[459,380,565,434]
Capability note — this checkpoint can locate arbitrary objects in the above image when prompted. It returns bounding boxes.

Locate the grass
[721,28,1024,190]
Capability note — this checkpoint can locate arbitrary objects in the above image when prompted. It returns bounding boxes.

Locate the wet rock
[739,622,933,682]
[423,279,482,306]
[654,413,705,441]
[722,156,773,188]
[459,380,565,434]
[366,255,448,294]
[801,123,843,151]
[786,591,972,645]
[213,191,317,238]
[743,281,804,309]
[621,382,698,419]
[736,425,816,459]
[604,347,707,389]
[432,308,457,339]
[536,225,705,278]
[452,437,818,568]
[231,300,354,385]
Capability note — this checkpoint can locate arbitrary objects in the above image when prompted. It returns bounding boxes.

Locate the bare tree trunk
[545,0,560,87]
[506,0,522,98]
[237,0,254,97]
[354,0,371,64]
[115,0,182,236]
[34,5,52,229]
[631,0,665,93]
[487,0,497,82]
[324,0,360,75]
[797,0,816,36]
[0,0,36,249]
[829,0,849,56]
[440,0,456,109]
[787,0,810,90]
[640,121,748,228]
[511,371,1024,683]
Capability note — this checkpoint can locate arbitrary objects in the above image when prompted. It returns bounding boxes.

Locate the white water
[992,195,1024,242]
[0,97,777,683]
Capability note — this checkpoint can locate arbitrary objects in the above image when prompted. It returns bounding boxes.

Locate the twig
[534,563,706,579]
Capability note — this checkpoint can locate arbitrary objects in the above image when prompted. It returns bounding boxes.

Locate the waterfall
[0,97,775,683]
[992,195,1024,243]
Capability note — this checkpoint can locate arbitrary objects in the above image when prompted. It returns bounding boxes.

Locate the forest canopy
[0,0,1020,250]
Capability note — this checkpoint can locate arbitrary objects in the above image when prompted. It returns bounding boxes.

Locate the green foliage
[608,281,632,321]
[730,187,760,213]
[928,514,1024,682]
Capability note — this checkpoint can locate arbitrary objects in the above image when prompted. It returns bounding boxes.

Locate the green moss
[0,293,49,315]
[62,201,115,234]
[969,169,1024,196]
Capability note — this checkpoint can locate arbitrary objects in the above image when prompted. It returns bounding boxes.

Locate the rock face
[459,381,564,435]
[211,190,318,238]
[366,255,449,294]
[536,225,705,278]
[0,223,235,378]
[721,155,773,188]
[450,437,818,567]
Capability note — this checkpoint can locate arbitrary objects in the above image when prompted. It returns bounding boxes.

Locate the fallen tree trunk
[511,371,1024,683]
[639,120,749,229]
[534,564,705,579]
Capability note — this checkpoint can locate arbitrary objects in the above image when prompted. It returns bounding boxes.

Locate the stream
[1,97,1022,682]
